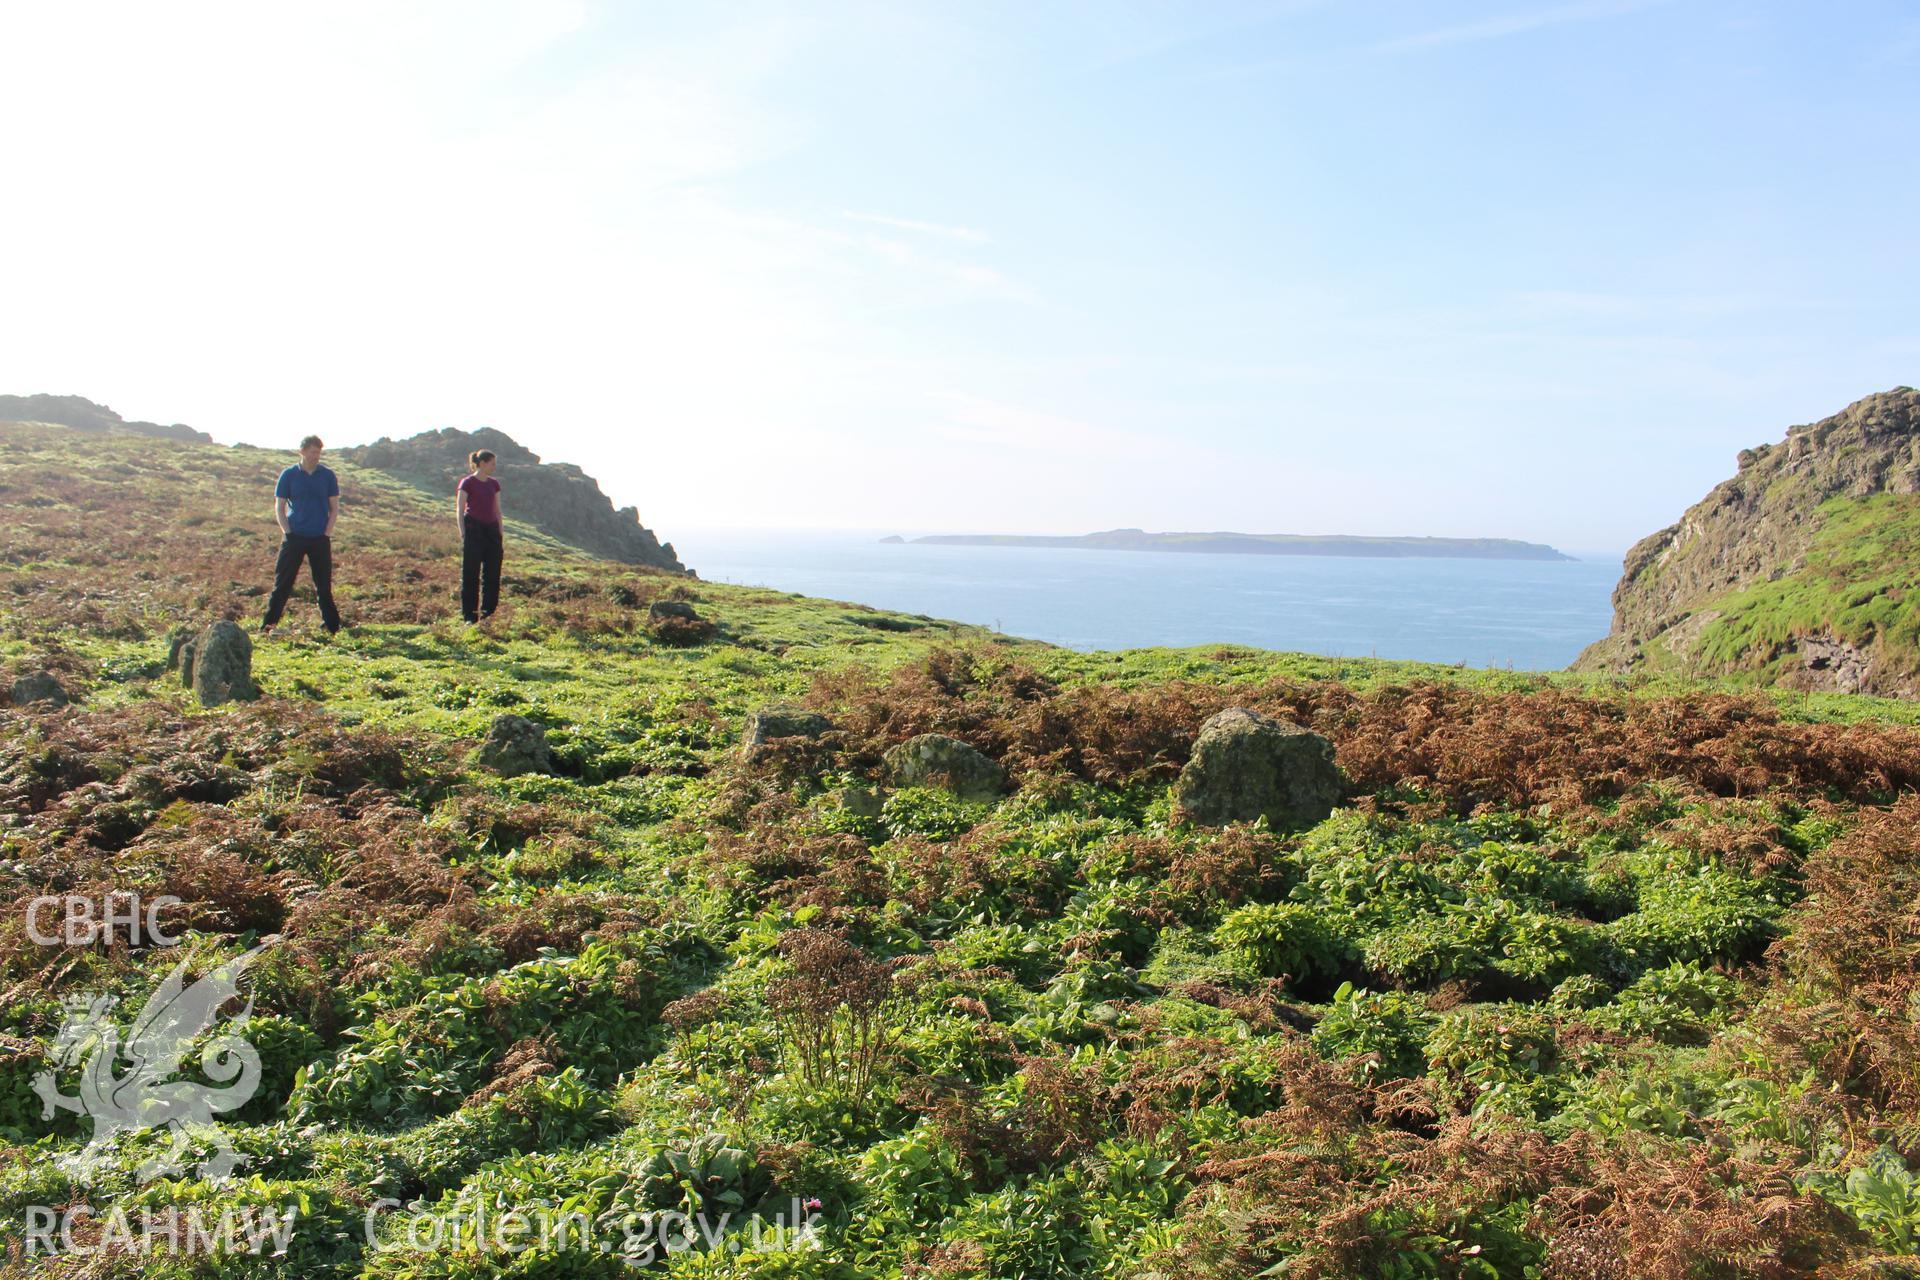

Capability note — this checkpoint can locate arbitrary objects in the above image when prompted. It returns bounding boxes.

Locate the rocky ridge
[337,426,685,573]
[0,393,213,444]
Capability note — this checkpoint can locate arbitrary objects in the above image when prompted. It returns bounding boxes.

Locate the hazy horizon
[4,1,1915,551]
[666,525,1630,570]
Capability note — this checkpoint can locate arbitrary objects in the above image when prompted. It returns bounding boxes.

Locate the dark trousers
[264,533,340,631]
[461,517,503,621]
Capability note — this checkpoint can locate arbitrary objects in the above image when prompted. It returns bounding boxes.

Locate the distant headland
[884,528,1574,562]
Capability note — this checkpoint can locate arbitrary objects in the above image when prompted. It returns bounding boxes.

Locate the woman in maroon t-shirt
[455,449,504,622]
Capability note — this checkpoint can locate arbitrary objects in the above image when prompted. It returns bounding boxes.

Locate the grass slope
[1691,493,1920,682]
[4,423,1920,1278]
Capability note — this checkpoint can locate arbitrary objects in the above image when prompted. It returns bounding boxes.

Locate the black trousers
[264,533,341,631]
[462,517,503,621]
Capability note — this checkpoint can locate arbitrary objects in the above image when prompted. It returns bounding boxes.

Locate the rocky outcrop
[189,621,260,706]
[883,733,1005,800]
[1174,708,1342,829]
[337,427,684,573]
[1574,388,1920,696]
[0,393,212,444]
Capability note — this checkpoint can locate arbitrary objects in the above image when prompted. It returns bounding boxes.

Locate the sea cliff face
[339,426,686,573]
[1575,387,1920,696]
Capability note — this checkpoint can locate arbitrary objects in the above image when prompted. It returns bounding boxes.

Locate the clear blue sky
[3,1,1915,551]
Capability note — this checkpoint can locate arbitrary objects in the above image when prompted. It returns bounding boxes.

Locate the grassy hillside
[1688,493,1920,682]
[5,422,1920,1277]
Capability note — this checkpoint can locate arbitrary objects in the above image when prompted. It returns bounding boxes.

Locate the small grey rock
[741,704,834,762]
[835,785,885,819]
[648,600,700,623]
[478,714,553,777]
[882,733,1005,800]
[1174,707,1341,829]
[190,621,260,707]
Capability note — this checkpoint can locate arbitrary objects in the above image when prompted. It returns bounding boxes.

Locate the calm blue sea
[676,529,1624,672]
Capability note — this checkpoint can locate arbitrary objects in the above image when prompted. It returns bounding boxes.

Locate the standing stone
[741,705,834,763]
[190,621,260,707]
[1174,707,1341,829]
[882,733,1005,800]
[9,672,69,708]
[177,638,197,689]
[478,714,554,777]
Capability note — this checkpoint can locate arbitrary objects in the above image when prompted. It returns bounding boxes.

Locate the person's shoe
[258,623,276,638]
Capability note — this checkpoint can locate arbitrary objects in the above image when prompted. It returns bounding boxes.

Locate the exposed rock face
[0,393,212,444]
[478,714,553,777]
[10,671,70,707]
[1174,708,1342,829]
[190,621,259,706]
[1796,632,1874,695]
[741,705,834,763]
[1574,388,1920,696]
[883,733,1005,800]
[337,427,685,573]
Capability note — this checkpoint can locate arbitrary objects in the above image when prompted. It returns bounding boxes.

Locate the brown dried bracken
[767,929,911,1110]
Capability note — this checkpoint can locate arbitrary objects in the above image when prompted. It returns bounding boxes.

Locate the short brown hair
[299,435,323,450]
[469,449,495,470]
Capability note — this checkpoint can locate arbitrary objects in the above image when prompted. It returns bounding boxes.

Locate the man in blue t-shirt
[261,435,343,636]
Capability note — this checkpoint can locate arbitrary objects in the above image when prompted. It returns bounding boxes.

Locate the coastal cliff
[1575,387,1920,696]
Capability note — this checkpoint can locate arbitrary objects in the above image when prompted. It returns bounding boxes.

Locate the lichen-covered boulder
[1174,707,1341,829]
[882,733,1004,800]
[9,671,69,708]
[478,714,554,777]
[190,621,259,707]
[741,705,834,763]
